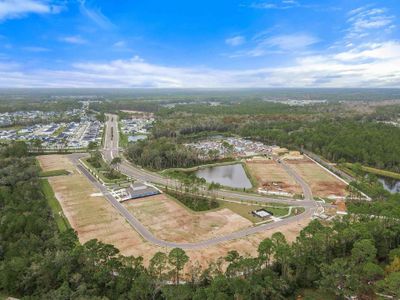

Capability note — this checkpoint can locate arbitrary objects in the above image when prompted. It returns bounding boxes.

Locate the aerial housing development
[0,108,103,149]
[1,0,400,298]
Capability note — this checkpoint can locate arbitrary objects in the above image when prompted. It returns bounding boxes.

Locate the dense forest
[241,120,400,172]
[150,101,400,172]
[1,142,400,298]
[125,138,204,170]
[0,99,81,113]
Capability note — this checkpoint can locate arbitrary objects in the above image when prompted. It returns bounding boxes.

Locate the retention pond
[195,164,252,189]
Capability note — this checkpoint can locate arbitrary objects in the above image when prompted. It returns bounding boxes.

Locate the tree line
[2,142,400,298]
[153,111,400,173]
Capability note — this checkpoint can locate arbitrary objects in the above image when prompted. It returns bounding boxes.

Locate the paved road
[66,113,320,249]
[103,114,316,207]
[70,153,315,249]
[279,159,313,201]
[103,113,119,161]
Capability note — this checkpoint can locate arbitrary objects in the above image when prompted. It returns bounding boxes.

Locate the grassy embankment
[163,189,219,211]
[219,201,290,223]
[100,124,106,147]
[163,187,291,223]
[118,122,129,148]
[39,169,70,177]
[241,161,258,190]
[162,159,238,174]
[40,179,70,232]
[83,157,128,184]
[345,163,400,180]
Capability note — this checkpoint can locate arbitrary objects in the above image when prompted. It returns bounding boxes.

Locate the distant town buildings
[0,109,83,127]
[0,109,103,149]
[185,137,273,159]
[120,113,154,137]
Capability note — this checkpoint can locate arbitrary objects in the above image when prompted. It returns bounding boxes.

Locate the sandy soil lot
[123,194,252,243]
[246,158,302,195]
[37,155,163,263]
[37,154,311,268]
[37,154,75,173]
[286,158,347,198]
[185,214,311,269]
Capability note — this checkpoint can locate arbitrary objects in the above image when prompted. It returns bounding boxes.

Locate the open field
[36,154,311,268]
[37,154,75,173]
[287,158,347,198]
[246,158,302,195]
[123,194,252,243]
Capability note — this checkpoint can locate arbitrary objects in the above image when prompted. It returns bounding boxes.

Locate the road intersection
[69,113,319,249]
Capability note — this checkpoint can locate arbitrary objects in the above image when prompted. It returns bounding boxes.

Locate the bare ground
[37,155,164,263]
[246,158,302,194]
[287,158,347,197]
[37,154,311,268]
[186,215,311,268]
[123,194,252,243]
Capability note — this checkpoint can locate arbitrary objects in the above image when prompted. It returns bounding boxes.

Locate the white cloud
[232,33,319,57]
[0,0,62,21]
[333,42,400,62]
[251,0,300,10]
[60,36,87,44]
[346,6,394,39]
[0,41,399,88]
[23,46,50,52]
[261,33,319,50]
[113,41,126,48]
[225,36,245,46]
[1,2,399,89]
[79,0,114,30]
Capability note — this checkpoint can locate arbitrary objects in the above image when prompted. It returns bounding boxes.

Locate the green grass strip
[40,179,70,232]
[346,163,400,180]
[39,169,70,177]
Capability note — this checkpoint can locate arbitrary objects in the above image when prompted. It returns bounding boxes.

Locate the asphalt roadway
[67,113,318,249]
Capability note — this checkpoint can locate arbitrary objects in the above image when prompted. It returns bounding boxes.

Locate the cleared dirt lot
[37,155,163,263]
[123,194,252,243]
[286,157,347,198]
[37,154,311,268]
[186,215,311,268]
[246,158,302,195]
[37,154,75,173]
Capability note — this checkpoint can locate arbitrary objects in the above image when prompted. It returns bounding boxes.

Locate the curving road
[68,113,318,249]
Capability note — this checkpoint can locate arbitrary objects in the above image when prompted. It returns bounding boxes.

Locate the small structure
[252,208,272,219]
[118,182,161,202]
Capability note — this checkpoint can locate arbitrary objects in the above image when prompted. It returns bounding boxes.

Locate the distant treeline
[241,120,400,173]
[0,99,81,113]
[152,106,400,172]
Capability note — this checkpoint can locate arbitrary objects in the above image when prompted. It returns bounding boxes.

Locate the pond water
[195,164,252,189]
[378,177,400,194]
[128,135,147,142]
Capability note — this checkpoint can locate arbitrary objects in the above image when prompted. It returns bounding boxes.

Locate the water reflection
[378,177,400,194]
[195,164,252,189]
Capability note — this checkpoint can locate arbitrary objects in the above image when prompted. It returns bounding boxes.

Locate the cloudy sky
[0,0,399,88]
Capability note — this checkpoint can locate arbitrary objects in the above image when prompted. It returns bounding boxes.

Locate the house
[119,182,161,202]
